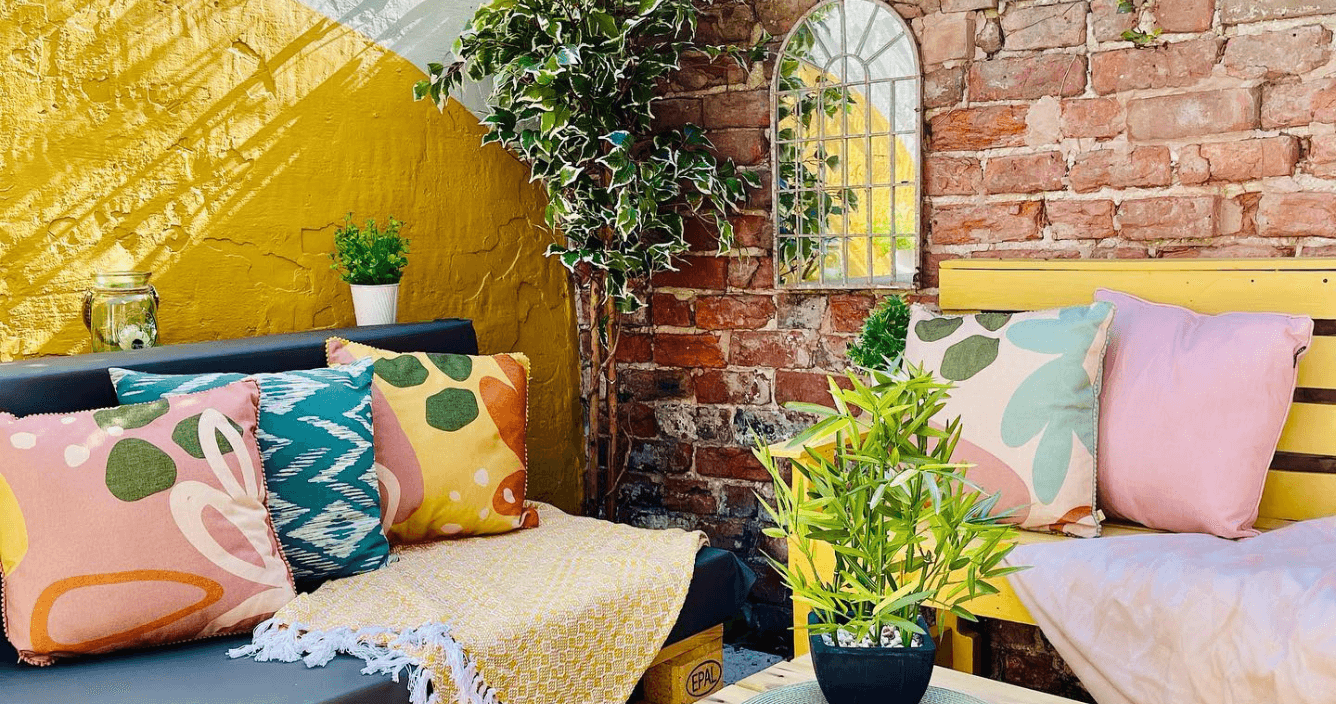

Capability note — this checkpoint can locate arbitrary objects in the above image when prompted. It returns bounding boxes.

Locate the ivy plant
[330,215,410,286]
[416,0,765,517]
[416,0,763,310]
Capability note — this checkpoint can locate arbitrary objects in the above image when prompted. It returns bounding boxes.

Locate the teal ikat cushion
[904,302,1115,538]
[109,360,390,582]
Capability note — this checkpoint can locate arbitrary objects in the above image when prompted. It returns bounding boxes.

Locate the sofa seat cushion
[0,546,755,703]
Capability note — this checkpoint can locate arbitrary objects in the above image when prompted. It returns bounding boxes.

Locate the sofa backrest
[0,319,478,417]
[939,258,1336,524]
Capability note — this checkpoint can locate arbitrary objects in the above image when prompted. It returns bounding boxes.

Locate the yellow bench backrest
[939,258,1336,523]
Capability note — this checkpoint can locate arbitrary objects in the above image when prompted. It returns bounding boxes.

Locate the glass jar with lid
[82,271,160,352]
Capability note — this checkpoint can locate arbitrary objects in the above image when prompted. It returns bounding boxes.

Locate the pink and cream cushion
[1094,289,1313,538]
[0,380,295,665]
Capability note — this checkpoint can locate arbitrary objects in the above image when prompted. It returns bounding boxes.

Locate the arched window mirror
[773,0,922,289]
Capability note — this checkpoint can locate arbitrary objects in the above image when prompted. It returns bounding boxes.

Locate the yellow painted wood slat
[939,259,1336,319]
[1277,402,1336,458]
[1298,338,1336,390]
[1259,471,1336,522]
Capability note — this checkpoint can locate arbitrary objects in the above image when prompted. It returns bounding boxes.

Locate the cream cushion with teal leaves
[905,303,1115,537]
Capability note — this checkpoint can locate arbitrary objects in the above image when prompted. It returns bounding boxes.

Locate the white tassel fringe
[229,619,499,704]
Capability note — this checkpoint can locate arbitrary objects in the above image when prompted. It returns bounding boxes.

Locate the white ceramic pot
[350,283,400,326]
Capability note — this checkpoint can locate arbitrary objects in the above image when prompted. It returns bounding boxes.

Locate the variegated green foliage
[415,0,765,310]
[758,366,1024,645]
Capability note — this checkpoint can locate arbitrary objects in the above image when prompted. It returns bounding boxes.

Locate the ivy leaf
[602,130,631,147]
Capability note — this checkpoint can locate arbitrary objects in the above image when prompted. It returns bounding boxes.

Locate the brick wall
[611,0,1336,688]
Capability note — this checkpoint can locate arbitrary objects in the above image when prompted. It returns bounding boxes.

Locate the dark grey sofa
[0,320,755,703]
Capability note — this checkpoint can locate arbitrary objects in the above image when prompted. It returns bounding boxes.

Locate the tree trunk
[603,294,621,521]
[586,273,604,518]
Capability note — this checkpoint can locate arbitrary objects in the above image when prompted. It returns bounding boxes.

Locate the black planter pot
[808,612,936,704]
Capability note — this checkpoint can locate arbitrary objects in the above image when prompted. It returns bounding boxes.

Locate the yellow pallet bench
[781,258,1336,674]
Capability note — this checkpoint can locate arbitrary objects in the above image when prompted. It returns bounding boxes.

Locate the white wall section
[295,0,492,115]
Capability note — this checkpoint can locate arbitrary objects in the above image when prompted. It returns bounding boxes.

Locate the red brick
[697,446,770,482]
[732,330,816,368]
[732,215,771,249]
[930,106,1029,152]
[702,90,770,129]
[662,474,717,513]
[1090,245,1151,259]
[651,256,728,289]
[616,333,653,363]
[1047,200,1116,240]
[924,66,965,109]
[969,54,1087,102]
[652,98,702,132]
[1223,26,1331,79]
[664,55,749,92]
[651,292,693,327]
[1261,78,1336,128]
[1257,193,1336,237]
[1220,0,1336,24]
[621,368,694,401]
[1000,2,1087,50]
[684,218,719,252]
[921,11,975,65]
[930,202,1044,245]
[984,151,1066,195]
[827,294,876,334]
[1155,0,1216,32]
[1091,0,1138,41]
[817,334,855,370]
[775,294,827,329]
[923,251,959,289]
[1118,197,1218,240]
[1308,134,1336,178]
[623,402,659,438]
[1177,145,1211,185]
[926,156,983,196]
[1092,39,1220,95]
[1060,98,1124,140]
[1128,89,1260,141]
[654,333,727,368]
[728,256,773,290]
[776,370,853,406]
[624,440,695,476]
[696,2,756,43]
[1069,146,1172,193]
[695,369,773,405]
[1199,136,1301,182]
[942,0,998,10]
[709,129,768,166]
[696,294,776,330]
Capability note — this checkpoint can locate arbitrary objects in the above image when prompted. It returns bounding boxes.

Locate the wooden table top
[704,655,1083,704]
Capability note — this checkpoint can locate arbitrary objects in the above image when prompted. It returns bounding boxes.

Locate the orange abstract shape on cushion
[494,354,527,394]
[30,570,224,656]
[1045,506,1094,533]
[493,470,527,517]
[480,374,526,462]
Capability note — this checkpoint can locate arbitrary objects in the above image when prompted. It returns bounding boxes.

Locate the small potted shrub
[847,295,911,370]
[758,367,1023,704]
[330,215,410,326]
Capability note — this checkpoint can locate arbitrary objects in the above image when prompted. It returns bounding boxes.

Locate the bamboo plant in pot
[758,367,1023,704]
[330,215,410,326]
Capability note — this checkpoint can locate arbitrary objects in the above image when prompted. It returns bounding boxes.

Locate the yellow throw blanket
[231,503,707,704]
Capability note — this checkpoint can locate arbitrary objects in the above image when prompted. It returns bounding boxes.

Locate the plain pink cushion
[1094,290,1313,538]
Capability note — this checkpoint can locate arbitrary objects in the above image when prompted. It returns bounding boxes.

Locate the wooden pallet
[642,625,726,704]
[703,655,1083,704]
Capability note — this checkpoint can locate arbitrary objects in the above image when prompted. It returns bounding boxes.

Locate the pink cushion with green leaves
[0,380,295,665]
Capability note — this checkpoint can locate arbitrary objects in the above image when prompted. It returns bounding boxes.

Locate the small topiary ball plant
[330,214,410,286]
[847,295,911,370]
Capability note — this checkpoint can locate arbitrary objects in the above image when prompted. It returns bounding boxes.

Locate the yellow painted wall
[0,0,583,510]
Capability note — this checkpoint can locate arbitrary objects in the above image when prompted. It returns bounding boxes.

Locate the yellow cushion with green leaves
[327,339,538,543]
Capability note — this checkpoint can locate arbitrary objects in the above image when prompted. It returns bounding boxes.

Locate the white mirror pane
[775,0,921,290]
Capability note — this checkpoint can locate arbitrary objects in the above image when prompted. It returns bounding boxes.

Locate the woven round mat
[744,681,990,704]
